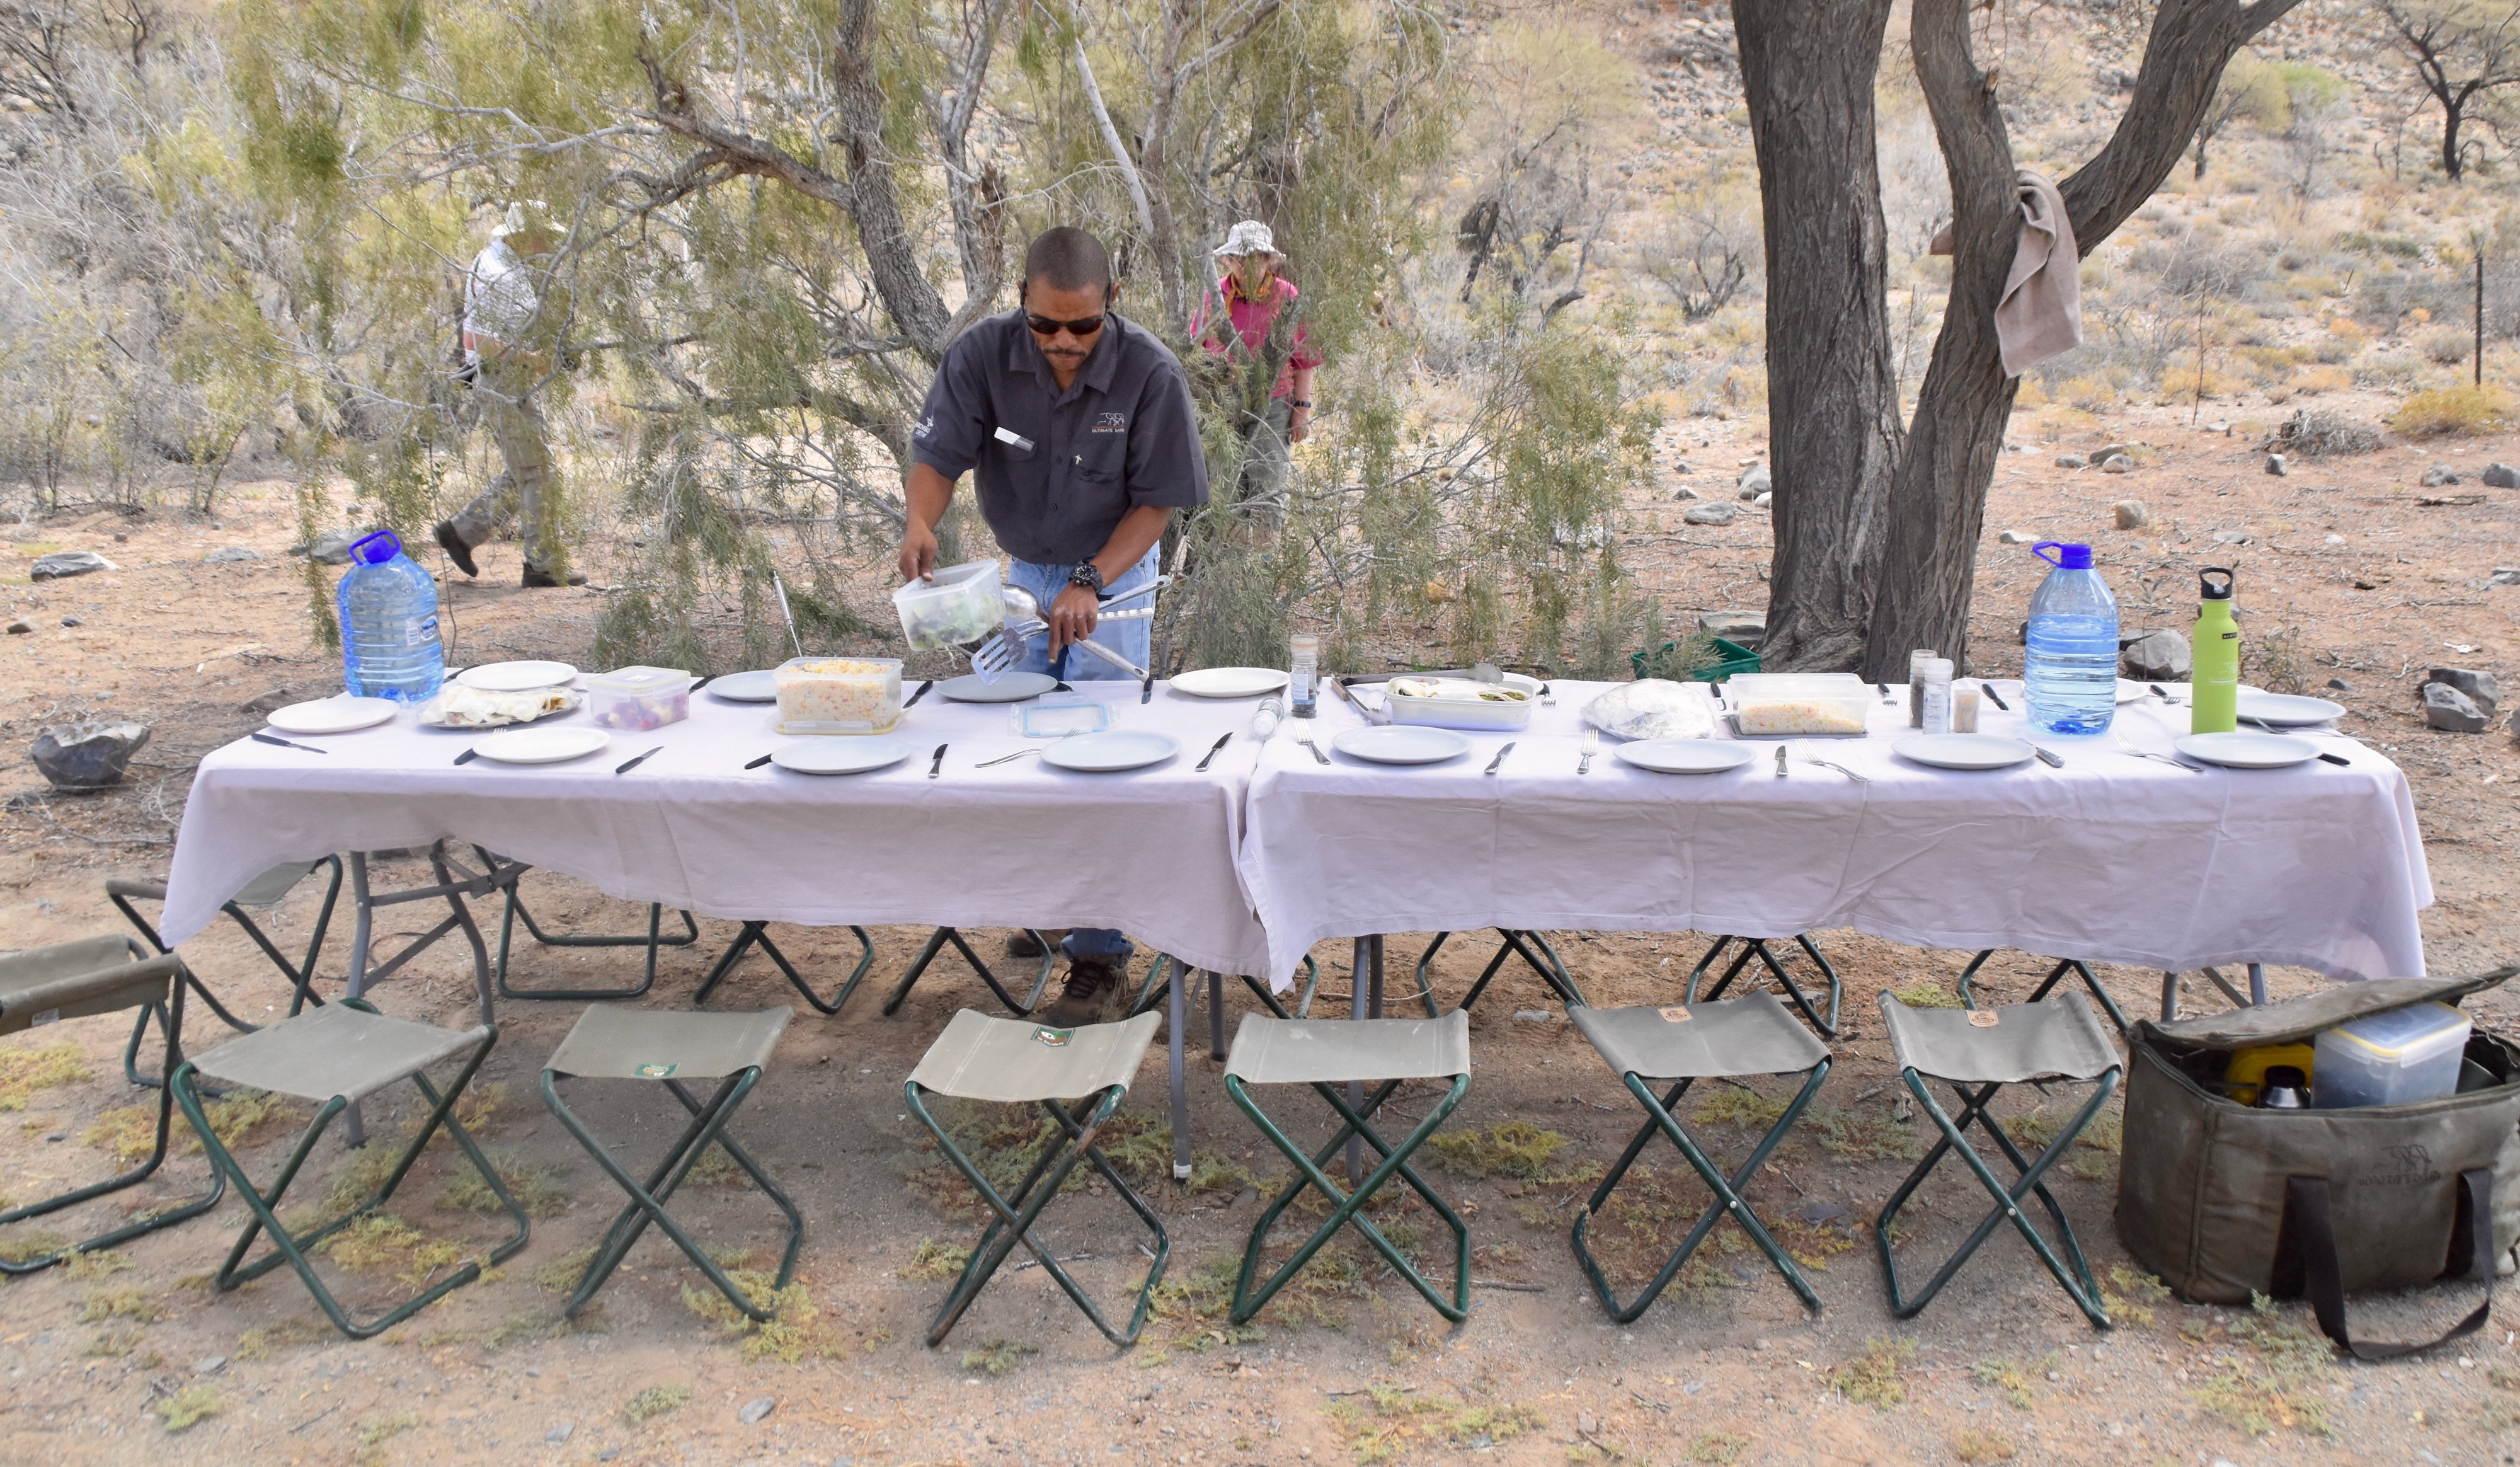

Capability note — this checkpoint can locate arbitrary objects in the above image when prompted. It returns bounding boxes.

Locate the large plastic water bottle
[337,529,444,701]
[2023,541,2117,735]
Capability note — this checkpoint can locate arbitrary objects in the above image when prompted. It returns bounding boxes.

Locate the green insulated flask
[2190,567,2238,734]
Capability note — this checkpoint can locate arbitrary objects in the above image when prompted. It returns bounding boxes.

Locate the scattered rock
[2419,492,2488,507]
[2211,530,2252,545]
[2487,567,2520,587]
[1577,1412,1600,1435]
[1698,610,1766,647]
[1736,464,1771,500]
[2101,453,2134,474]
[2055,453,2090,469]
[1683,502,1738,527]
[1671,459,1695,475]
[1753,491,1773,509]
[1230,1186,1259,1211]
[32,721,152,790]
[738,1398,776,1425]
[2423,463,2461,487]
[5,620,30,635]
[546,1422,574,1444]
[1511,1009,1556,1024]
[2327,678,2351,693]
[2484,462,2520,488]
[2264,453,2288,477]
[30,550,115,580]
[2092,442,2134,463]
[193,1356,226,1376]
[2112,500,2150,529]
[240,687,295,715]
[1673,485,1700,500]
[2121,629,2193,682]
[1998,530,2032,544]
[203,545,263,563]
[2423,668,2500,718]
[60,616,82,628]
[1793,1200,1850,1224]
[2326,534,2346,544]
[113,531,128,542]
[2423,681,2489,733]
[2207,420,2231,434]
[289,527,368,565]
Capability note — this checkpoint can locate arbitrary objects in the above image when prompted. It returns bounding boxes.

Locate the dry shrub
[2242,623,2311,695]
[2286,365,2353,396]
[1831,1335,1918,1408]
[2388,383,2514,437]
[2420,325,2473,364]
[2268,408,2384,457]
[2059,375,2116,411]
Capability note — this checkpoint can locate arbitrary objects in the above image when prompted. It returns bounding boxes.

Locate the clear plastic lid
[2323,1001,2470,1060]
[587,665,690,693]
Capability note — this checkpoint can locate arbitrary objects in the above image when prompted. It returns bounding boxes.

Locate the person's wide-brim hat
[1213,220,1279,258]
[491,201,565,239]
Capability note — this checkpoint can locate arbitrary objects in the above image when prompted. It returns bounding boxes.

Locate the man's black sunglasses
[1025,313,1106,337]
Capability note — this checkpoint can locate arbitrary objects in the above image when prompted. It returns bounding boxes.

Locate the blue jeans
[1009,546,1158,966]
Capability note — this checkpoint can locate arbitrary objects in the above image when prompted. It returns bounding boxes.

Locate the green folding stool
[1,936,224,1274]
[540,1004,799,1321]
[1568,994,1832,1321]
[1224,1009,1474,1325]
[1874,992,2122,1328]
[171,999,529,1338]
[905,1010,1170,1347]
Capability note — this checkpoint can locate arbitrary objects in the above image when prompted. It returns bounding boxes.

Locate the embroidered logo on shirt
[1092,412,1128,434]
[913,415,934,440]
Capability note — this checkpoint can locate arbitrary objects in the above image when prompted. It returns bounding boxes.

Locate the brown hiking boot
[1036,956,1123,1028]
[521,563,588,588]
[434,521,479,577]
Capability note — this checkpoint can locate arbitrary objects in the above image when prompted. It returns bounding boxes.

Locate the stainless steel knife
[928,742,948,778]
[1484,741,1515,776]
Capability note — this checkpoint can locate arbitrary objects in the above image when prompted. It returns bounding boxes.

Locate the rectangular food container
[893,560,1005,651]
[587,665,692,732]
[774,656,904,735]
[1726,694,1872,737]
[1383,673,1542,732]
[2311,1001,2471,1108]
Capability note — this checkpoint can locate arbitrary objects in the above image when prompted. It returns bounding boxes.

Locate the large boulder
[1736,464,1772,502]
[1683,502,1738,527]
[33,722,152,790]
[2121,628,2192,682]
[30,550,115,580]
[2422,668,2499,719]
[2424,682,2489,733]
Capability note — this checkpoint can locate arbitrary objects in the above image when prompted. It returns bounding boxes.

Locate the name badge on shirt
[994,425,1035,452]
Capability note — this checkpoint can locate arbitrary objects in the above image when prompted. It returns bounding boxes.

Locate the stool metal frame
[473,846,699,1003]
[539,1006,801,1323]
[693,921,876,1015]
[1872,992,2121,1328]
[1567,995,1832,1321]
[1687,933,1841,1035]
[1410,929,1589,1014]
[0,938,225,1274]
[1955,949,2131,1033]
[881,926,1057,1017]
[904,1010,1171,1347]
[171,999,529,1338]
[108,859,344,1085]
[1224,1010,1474,1325]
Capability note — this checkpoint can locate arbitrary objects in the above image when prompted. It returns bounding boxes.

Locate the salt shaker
[1251,694,1283,739]
[1289,635,1319,719]
[1920,657,1955,735]
[1951,685,1981,734]
[1908,648,1940,729]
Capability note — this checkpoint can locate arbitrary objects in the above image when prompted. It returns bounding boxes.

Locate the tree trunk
[1731,0,1901,672]
[2443,99,2465,180]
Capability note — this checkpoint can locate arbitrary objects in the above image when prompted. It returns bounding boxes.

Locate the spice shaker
[1908,648,1940,729]
[1920,657,1955,735]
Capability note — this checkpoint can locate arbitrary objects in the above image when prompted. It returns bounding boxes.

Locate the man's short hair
[1022,227,1113,294]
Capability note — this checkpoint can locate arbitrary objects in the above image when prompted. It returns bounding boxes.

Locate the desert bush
[2288,365,2354,394]
[2388,383,2515,436]
[2268,408,2386,455]
[2420,325,2473,364]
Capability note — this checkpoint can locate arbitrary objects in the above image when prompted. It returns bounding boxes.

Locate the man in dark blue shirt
[901,226,1210,1025]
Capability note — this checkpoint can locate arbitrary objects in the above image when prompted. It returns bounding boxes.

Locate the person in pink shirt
[1191,221,1322,531]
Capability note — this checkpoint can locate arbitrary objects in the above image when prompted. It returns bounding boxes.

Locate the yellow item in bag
[2223,1043,2315,1107]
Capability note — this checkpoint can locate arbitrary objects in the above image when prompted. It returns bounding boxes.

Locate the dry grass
[1830,1335,1918,1408]
[1424,1119,1591,1185]
[1954,1427,2017,1463]
[2191,1292,2335,1436]
[0,1042,89,1111]
[2387,383,2514,437]
[2102,1265,2170,1327]
[236,1316,332,1359]
[1319,1383,1545,1463]
[156,1384,221,1433]
[898,1236,971,1282]
[623,1383,690,1423]
[77,1284,167,1323]
[319,1212,467,1287]
[1886,980,1964,1008]
[435,1150,568,1218]
[681,1269,835,1364]
[959,1337,1038,1376]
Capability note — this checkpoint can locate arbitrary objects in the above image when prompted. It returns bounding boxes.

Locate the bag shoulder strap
[2272,1167,2497,1361]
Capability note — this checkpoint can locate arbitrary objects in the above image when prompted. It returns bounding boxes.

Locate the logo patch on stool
[1966,1010,2000,1027]
[1658,1006,1693,1022]
[636,1062,679,1078]
[1033,1027,1074,1047]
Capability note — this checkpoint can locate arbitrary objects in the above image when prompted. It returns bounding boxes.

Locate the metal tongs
[1329,675,1393,725]
[969,575,1172,681]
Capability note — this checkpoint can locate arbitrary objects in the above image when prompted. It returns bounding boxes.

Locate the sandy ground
[3,409,2519,1467]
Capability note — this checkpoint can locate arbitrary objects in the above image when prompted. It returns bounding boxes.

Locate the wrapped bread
[1733,699,1867,735]
[1582,679,1717,742]
[418,683,580,728]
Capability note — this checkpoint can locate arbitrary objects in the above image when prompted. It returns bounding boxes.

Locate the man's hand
[1289,405,1311,444]
[898,519,939,583]
[1047,584,1101,656]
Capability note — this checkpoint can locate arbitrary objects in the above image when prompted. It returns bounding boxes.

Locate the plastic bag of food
[1582,679,1716,741]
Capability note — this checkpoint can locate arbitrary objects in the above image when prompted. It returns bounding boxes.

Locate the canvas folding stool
[1874,992,2122,1328]
[692,921,875,1015]
[1224,1010,1474,1325]
[171,1000,528,1338]
[469,845,700,1003]
[905,1010,1170,1347]
[0,936,224,1274]
[1954,948,2131,1034]
[539,1005,799,1321]
[1687,933,1842,1035]
[1567,994,1833,1321]
[881,927,1058,1017]
[109,858,344,1084]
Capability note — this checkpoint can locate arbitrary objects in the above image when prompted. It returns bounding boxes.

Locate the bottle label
[407,615,439,648]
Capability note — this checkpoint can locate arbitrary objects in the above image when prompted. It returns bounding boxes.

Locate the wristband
[1290,399,1312,409]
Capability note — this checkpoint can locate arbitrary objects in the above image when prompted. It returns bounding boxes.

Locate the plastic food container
[774,657,904,735]
[1385,674,1541,732]
[1729,696,1870,736]
[893,560,1005,651]
[587,665,692,731]
[2311,1001,2471,1108]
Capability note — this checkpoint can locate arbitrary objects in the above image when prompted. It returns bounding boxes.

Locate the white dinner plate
[1894,733,2036,771]
[2174,731,2320,769]
[457,660,578,693]
[1331,725,1472,765]
[1041,730,1179,773]
[265,695,398,735]
[2115,679,2152,704]
[769,735,912,775]
[473,726,610,765]
[2235,691,2346,726]
[940,671,1060,703]
[1612,739,1755,775]
[706,669,781,703]
[1169,667,1290,699]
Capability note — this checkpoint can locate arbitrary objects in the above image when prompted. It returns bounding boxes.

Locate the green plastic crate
[1630,636,1760,683]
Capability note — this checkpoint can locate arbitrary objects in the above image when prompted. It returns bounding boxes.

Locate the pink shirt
[1191,275,1322,399]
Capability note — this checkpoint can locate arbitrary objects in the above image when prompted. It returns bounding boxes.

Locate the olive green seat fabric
[909,1009,1159,1102]
[546,1004,789,1081]
[191,1000,488,1103]
[1877,991,2118,1085]
[1223,1010,1470,1086]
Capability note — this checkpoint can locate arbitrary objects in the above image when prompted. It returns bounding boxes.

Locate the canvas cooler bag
[2116,969,2520,1359]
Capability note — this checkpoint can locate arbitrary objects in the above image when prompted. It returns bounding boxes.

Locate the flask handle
[2030,541,2068,568]
[2199,566,2235,601]
[348,529,404,566]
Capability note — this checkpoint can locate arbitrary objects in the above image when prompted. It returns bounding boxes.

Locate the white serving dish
[774,656,903,735]
[940,671,1058,703]
[893,560,1005,651]
[1042,730,1179,772]
[455,660,577,693]
[2174,731,2319,769]
[587,665,692,731]
[706,669,781,703]
[1894,733,2036,771]
[474,726,609,764]
[1383,672,1542,732]
[1171,667,1290,699]
[769,736,912,775]
[1612,739,1755,774]
[2236,691,2346,726]
[1331,725,1472,764]
[265,695,398,735]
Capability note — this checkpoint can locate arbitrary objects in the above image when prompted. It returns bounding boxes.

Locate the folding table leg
[1571,1064,1830,1320]
[1688,934,1840,1035]
[692,921,874,1015]
[1169,961,1191,1182]
[1873,1069,2118,1327]
[883,927,1056,1016]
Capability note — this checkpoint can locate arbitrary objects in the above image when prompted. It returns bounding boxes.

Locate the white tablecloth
[162,681,1276,977]
[1235,681,2432,987]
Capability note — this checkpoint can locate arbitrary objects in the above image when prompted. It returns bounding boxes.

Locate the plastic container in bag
[775,657,903,734]
[893,561,1005,650]
[588,665,692,730]
[2311,1001,2471,1108]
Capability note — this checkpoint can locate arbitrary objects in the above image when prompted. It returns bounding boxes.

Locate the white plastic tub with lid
[2310,1001,2471,1108]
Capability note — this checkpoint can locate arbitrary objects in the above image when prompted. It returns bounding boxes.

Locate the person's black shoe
[521,564,588,589]
[434,521,479,577]
[1036,957,1122,1028]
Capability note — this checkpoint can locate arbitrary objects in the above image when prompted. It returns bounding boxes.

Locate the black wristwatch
[1068,562,1106,594]
[1290,399,1313,408]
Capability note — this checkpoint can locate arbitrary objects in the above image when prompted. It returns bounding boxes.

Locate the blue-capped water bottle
[2023,541,2117,736]
[337,529,445,701]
